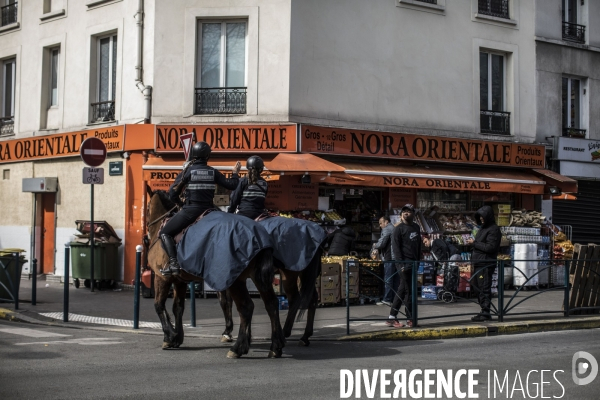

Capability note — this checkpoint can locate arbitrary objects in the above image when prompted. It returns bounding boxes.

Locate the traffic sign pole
[79,138,107,293]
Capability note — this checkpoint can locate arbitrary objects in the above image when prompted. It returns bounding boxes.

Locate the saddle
[254,211,278,222]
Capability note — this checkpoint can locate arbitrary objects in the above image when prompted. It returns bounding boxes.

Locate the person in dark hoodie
[387,204,421,328]
[325,226,357,256]
[466,205,502,322]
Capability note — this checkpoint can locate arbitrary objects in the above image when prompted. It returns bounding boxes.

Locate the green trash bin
[0,254,27,302]
[69,242,120,289]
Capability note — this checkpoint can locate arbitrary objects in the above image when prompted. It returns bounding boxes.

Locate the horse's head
[147,190,176,224]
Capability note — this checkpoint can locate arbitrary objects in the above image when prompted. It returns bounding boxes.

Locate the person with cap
[465,205,501,321]
[387,204,421,328]
[228,155,269,220]
[159,141,241,276]
[325,226,357,256]
[373,215,397,306]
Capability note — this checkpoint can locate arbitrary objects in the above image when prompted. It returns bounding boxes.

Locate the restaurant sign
[155,124,297,154]
[301,125,545,168]
[0,127,124,164]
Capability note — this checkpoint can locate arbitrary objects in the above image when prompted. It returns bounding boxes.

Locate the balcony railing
[1,2,17,27]
[562,22,586,43]
[194,87,247,115]
[0,116,14,135]
[478,0,509,19]
[563,127,586,138]
[90,101,115,123]
[480,110,511,135]
[415,0,437,3]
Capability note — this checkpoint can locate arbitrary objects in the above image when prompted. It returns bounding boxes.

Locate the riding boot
[160,234,181,276]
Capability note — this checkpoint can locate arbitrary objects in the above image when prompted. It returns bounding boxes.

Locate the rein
[146,205,177,252]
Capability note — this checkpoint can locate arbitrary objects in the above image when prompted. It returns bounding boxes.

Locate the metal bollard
[12,252,19,310]
[63,244,70,322]
[498,260,505,322]
[31,258,37,306]
[133,245,142,329]
[345,261,350,335]
[564,259,570,317]
[412,260,417,327]
[189,281,196,327]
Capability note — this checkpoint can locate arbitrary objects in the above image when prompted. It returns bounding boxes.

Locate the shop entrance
[36,193,56,274]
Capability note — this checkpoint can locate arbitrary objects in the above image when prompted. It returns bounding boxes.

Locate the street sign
[80,137,107,167]
[82,167,104,184]
[180,133,194,161]
[109,161,123,176]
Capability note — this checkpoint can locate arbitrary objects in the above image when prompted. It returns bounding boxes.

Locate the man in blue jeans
[373,215,397,306]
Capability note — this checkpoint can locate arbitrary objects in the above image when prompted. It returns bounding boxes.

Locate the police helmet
[189,141,211,162]
[246,155,264,172]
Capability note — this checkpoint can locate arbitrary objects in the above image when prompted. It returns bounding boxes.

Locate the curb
[338,317,600,341]
[0,307,29,323]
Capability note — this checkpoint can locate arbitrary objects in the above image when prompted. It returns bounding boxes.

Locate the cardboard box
[459,264,473,273]
[422,285,440,300]
[213,195,229,206]
[458,271,471,292]
[322,263,341,277]
[321,275,340,290]
[436,275,444,287]
[341,284,359,299]
[341,271,359,287]
[417,274,424,287]
[320,288,341,304]
[342,259,360,273]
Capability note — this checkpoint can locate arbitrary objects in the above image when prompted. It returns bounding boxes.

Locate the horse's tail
[253,247,275,294]
[296,247,323,321]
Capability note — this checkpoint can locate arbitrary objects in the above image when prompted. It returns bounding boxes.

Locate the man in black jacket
[325,226,356,256]
[159,142,241,276]
[466,205,501,321]
[388,204,421,328]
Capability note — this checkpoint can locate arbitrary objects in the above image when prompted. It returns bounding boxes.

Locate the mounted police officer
[159,141,241,276]
[228,155,268,220]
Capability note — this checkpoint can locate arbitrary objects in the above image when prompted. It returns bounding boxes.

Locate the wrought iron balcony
[0,116,13,135]
[562,22,586,43]
[194,87,247,115]
[563,127,586,138]
[478,0,509,19]
[1,2,17,27]
[90,101,116,123]
[480,110,511,135]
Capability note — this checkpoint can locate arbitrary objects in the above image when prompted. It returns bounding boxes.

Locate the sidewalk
[1,278,599,341]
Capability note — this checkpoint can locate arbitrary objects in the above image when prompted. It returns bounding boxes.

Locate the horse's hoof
[299,339,310,347]
[221,334,233,343]
[226,350,240,359]
[162,342,174,349]
[268,350,282,359]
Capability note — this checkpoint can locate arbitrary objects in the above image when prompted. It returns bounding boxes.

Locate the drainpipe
[135,0,152,123]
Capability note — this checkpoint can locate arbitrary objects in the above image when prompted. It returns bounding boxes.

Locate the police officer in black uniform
[159,141,241,276]
[228,155,268,220]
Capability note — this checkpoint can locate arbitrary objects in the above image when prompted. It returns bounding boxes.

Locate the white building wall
[289,0,537,142]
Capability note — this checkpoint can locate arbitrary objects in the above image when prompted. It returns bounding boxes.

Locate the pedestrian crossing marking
[0,327,71,338]
[39,312,193,329]
[16,338,124,346]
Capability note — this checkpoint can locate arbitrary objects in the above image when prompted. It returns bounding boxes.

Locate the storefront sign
[321,174,544,194]
[155,124,298,154]
[301,125,545,168]
[558,161,600,179]
[0,126,124,164]
[554,136,600,163]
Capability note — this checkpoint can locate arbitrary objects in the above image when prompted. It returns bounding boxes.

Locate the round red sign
[80,137,107,167]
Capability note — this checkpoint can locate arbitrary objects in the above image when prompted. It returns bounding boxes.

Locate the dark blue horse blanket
[177,212,273,291]
[258,217,326,272]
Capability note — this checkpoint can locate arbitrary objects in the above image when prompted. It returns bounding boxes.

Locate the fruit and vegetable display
[509,210,546,228]
[270,210,345,224]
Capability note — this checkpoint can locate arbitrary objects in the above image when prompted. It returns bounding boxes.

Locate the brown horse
[145,190,285,358]
[218,251,322,347]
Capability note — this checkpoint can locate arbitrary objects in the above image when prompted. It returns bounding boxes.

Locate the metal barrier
[345,258,600,334]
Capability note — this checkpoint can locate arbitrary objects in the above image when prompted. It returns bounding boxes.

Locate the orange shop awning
[552,193,578,201]
[142,156,279,181]
[322,162,547,194]
[532,169,578,194]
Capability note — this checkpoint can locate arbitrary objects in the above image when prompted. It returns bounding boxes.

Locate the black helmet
[189,141,211,162]
[246,155,264,172]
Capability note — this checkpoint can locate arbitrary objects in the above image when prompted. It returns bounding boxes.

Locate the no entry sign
[80,137,107,167]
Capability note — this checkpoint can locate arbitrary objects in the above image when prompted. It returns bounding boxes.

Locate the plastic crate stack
[513,243,539,287]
